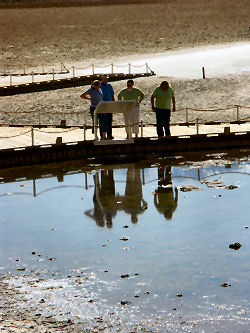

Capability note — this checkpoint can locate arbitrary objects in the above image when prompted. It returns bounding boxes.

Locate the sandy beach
[0,0,250,332]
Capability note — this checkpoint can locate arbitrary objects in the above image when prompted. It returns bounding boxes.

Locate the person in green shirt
[118,79,144,139]
[151,81,176,137]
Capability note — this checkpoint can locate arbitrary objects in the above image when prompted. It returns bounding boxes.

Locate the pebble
[176,294,183,297]
[229,242,242,250]
[120,274,129,279]
[121,300,131,305]
[220,282,232,287]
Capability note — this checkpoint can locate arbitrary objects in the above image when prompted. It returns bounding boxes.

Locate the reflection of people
[118,80,144,139]
[151,81,176,137]
[85,170,116,228]
[80,80,107,140]
[101,74,115,140]
[154,166,178,220]
[118,168,147,223]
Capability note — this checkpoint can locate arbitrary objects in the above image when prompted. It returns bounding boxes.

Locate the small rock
[176,294,183,297]
[17,267,25,271]
[134,273,139,276]
[48,257,56,261]
[134,295,140,298]
[120,236,129,241]
[144,291,149,295]
[120,274,129,279]
[39,299,45,303]
[220,282,232,287]
[123,225,129,228]
[244,226,248,229]
[229,242,242,250]
[32,252,36,255]
[121,300,131,305]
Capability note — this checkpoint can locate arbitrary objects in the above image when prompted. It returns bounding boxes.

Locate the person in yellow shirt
[118,80,144,139]
[151,81,176,137]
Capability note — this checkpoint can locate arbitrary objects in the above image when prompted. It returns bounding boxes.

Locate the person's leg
[131,106,139,138]
[90,106,96,134]
[106,113,113,139]
[155,108,164,137]
[98,114,107,139]
[123,112,130,138]
[163,109,171,136]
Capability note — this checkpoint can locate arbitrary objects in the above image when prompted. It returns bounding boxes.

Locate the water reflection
[154,166,178,220]
[85,167,147,227]
[85,170,117,228]
[117,168,147,224]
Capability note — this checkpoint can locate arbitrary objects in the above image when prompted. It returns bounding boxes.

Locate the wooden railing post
[31,126,34,146]
[72,66,75,78]
[140,120,143,137]
[92,64,95,75]
[111,63,114,74]
[186,108,189,124]
[128,63,131,74]
[236,105,240,121]
[196,117,199,134]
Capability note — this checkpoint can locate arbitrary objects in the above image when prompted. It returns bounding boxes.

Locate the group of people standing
[80,75,176,140]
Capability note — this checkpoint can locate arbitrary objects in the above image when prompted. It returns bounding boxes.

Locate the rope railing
[0,62,153,86]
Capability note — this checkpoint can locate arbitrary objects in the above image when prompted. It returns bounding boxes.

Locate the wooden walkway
[1,123,249,150]
[0,72,155,96]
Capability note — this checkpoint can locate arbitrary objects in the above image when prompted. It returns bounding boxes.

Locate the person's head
[127,79,134,89]
[160,80,169,91]
[92,80,101,90]
[101,74,109,84]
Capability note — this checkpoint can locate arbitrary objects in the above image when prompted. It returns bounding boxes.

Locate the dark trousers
[106,113,113,138]
[155,108,171,137]
[90,106,107,136]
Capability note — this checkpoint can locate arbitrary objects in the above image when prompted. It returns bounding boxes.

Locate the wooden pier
[0,123,249,169]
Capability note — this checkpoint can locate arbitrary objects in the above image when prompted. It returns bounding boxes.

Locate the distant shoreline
[0,0,166,9]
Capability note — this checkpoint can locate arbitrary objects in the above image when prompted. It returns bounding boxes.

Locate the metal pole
[140,120,143,137]
[73,66,75,78]
[52,68,55,80]
[186,108,189,123]
[84,124,86,141]
[92,64,95,75]
[236,105,240,121]
[9,74,12,86]
[84,111,87,140]
[3,64,6,76]
[31,126,34,146]
[32,71,34,83]
[146,63,149,74]
[42,66,45,74]
[33,179,37,197]
[196,117,199,135]
[111,63,114,74]
[24,65,26,75]
[38,111,41,127]
[128,63,131,74]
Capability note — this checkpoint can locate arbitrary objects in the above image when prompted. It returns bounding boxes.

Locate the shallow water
[1,151,250,331]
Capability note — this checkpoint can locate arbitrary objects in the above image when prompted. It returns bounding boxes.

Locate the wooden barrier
[0,131,249,169]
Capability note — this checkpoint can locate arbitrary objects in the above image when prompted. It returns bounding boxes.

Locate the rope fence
[0,63,154,86]
[0,104,249,147]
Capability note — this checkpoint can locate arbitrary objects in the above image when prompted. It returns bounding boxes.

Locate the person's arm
[111,86,115,101]
[80,91,91,101]
[151,95,155,112]
[138,89,144,104]
[172,95,176,112]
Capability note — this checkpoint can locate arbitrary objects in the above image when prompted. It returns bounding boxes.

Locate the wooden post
[31,126,34,146]
[42,66,45,74]
[52,68,55,80]
[140,120,143,137]
[85,172,88,190]
[31,71,34,83]
[9,74,12,86]
[3,64,6,76]
[236,105,240,121]
[23,65,26,75]
[128,63,131,74]
[92,64,95,75]
[33,179,37,197]
[185,108,189,124]
[72,66,75,78]
[196,117,199,134]
[202,67,206,79]
[111,63,114,74]
[38,111,41,127]
[146,63,149,74]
